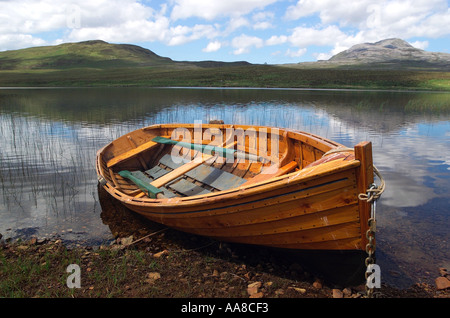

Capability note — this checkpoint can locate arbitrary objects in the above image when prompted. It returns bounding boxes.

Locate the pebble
[289,287,306,294]
[435,277,450,290]
[332,289,344,298]
[153,250,169,258]
[435,267,450,290]
[312,279,323,289]
[342,288,352,297]
[247,281,262,296]
[145,272,161,284]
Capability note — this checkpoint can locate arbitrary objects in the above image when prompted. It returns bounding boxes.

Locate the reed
[0,112,98,222]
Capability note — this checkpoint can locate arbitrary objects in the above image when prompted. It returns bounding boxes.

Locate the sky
[1,0,449,64]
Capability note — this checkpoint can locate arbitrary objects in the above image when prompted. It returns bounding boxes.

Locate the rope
[358,165,386,202]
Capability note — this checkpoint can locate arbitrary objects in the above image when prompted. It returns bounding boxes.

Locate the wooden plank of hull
[212,222,362,249]
[154,180,358,230]
[126,184,358,235]
[119,167,362,250]
[127,167,357,217]
[175,204,360,238]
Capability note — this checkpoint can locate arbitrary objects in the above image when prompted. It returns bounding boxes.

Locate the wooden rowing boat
[96,122,380,252]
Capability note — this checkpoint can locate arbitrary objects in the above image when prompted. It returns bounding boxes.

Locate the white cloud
[66,15,171,44]
[252,11,274,30]
[288,25,347,47]
[286,48,307,57]
[410,40,429,50]
[166,24,219,46]
[231,34,263,55]
[282,0,450,60]
[266,35,288,46]
[202,40,222,52]
[253,21,273,30]
[170,0,278,21]
[225,16,250,34]
[0,0,164,48]
[0,34,47,51]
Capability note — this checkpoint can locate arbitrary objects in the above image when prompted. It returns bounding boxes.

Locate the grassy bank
[2,190,448,300]
[1,235,447,300]
[1,65,449,91]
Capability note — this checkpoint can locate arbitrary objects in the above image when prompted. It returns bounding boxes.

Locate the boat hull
[96,123,374,252]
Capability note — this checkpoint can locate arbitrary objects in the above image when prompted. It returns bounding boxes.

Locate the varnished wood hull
[96,123,374,252]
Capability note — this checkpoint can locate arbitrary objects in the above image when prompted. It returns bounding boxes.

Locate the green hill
[0,40,178,70]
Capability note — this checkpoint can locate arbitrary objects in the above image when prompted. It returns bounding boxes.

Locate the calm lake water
[0,87,449,289]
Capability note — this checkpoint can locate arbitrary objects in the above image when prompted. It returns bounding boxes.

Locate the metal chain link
[363,184,380,298]
[365,213,377,297]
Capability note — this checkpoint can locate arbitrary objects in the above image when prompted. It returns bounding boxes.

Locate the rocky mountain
[326,38,450,70]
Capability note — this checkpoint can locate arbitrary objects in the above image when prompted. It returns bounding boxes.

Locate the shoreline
[1,232,448,299]
[1,85,449,94]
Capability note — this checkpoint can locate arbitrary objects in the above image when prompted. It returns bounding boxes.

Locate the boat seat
[107,140,159,168]
[128,170,177,198]
[168,179,212,196]
[157,154,246,190]
[184,163,247,191]
[123,153,248,198]
[158,154,185,170]
[130,169,211,197]
[145,165,172,179]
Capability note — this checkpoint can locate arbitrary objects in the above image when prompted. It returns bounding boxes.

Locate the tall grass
[1,65,449,91]
[0,112,98,225]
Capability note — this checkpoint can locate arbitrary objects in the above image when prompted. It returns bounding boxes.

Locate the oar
[152,136,266,162]
[118,170,164,199]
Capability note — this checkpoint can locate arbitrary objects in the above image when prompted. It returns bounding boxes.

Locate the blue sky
[1,0,449,64]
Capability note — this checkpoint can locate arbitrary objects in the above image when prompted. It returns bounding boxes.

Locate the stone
[342,288,352,297]
[153,249,169,258]
[274,289,284,295]
[247,282,262,296]
[146,272,161,283]
[438,267,448,277]
[290,287,306,294]
[312,279,323,289]
[120,235,133,246]
[435,277,450,290]
[332,289,344,298]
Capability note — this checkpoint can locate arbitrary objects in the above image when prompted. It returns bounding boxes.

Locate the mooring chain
[365,201,377,297]
[358,165,385,298]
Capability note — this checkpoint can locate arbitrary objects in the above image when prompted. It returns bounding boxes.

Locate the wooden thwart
[150,142,237,189]
[107,140,159,168]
